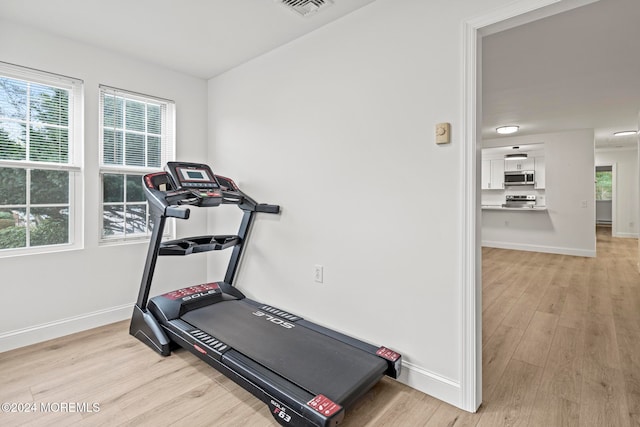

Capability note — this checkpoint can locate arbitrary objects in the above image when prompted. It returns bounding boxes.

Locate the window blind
[99,85,175,172]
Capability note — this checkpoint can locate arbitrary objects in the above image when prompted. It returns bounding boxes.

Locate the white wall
[207,0,519,409]
[596,148,639,238]
[0,20,208,350]
[482,130,596,256]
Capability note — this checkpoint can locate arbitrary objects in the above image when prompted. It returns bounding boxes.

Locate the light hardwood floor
[1,226,638,426]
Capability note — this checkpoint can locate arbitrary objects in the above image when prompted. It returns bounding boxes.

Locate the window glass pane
[595,171,612,201]
[103,129,123,165]
[30,84,68,127]
[103,94,123,129]
[125,204,147,234]
[0,208,26,249]
[147,104,161,134]
[103,205,124,236]
[29,125,68,163]
[126,175,145,202]
[30,207,69,246]
[0,120,26,161]
[125,133,144,166]
[103,174,124,203]
[147,136,161,168]
[0,77,27,120]
[31,169,69,204]
[0,167,26,205]
[125,100,145,132]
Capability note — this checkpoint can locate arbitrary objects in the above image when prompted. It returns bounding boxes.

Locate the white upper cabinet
[504,157,534,171]
[482,159,505,190]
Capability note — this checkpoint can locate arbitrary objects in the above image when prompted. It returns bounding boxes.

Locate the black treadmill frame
[129,163,401,427]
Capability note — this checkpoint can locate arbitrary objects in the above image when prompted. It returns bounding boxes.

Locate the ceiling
[1,0,637,150]
[482,0,640,149]
[0,0,376,79]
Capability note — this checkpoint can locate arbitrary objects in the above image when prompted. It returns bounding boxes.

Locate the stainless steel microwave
[504,170,535,186]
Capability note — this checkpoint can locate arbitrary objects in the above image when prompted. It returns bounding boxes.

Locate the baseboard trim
[482,240,596,257]
[613,231,639,239]
[398,360,462,409]
[0,303,133,353]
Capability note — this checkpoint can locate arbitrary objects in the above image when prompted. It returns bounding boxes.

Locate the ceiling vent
[276,0,334,17]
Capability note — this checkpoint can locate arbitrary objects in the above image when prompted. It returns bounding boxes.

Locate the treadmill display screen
[179,167,212,183]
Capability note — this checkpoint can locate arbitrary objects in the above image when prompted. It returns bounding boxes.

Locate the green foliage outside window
[0,76,71,250]
[595,171,612,201]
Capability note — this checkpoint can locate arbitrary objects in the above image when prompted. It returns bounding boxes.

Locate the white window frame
[0,62,84,258]
[98,85,175,244]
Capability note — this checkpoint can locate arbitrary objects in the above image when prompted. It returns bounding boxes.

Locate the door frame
[460,0,601,411]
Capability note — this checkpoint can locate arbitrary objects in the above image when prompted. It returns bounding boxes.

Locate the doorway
[463,0,606,413]
[595,165,613,235]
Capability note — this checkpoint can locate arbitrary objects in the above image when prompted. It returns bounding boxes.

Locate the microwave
[504,170,535,186]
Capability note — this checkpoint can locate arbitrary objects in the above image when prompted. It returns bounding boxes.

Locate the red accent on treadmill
[307,395,342,418]
[376,346,401,362]
[193,345,207,354]
[162,282,220,300]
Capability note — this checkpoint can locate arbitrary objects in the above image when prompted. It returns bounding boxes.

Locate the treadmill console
[165,162,219,190]
[159,162,223,208]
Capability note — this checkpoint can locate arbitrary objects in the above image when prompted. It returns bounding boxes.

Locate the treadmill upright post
[136,213,166,309]
[223,209,255,285]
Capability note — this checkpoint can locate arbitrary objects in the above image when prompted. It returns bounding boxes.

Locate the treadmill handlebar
[165,205,190,219]
[143,169,279,217]
[256,203,280,214]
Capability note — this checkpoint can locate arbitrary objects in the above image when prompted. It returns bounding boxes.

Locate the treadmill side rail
[130,305,171,356]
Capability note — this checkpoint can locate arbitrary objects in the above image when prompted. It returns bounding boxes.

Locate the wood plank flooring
[0,226,638,426]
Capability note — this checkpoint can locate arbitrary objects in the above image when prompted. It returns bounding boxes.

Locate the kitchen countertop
[481,205,547,211]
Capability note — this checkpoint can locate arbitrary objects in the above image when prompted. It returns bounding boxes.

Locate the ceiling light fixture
[496,125,519,135]
[613,130,637,137]
[505,153,527,160]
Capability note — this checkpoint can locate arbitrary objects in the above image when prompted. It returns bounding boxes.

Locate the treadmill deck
[181,299,387,402]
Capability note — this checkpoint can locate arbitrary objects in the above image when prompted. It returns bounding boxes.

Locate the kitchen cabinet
[481,160,491,189]
[534,156,545,189]
[482,159,505,189]
[504,157,534,171]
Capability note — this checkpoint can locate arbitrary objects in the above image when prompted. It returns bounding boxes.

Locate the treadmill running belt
[182,300,387,402]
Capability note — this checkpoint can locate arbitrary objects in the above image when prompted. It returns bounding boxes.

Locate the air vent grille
[276,0,334,17]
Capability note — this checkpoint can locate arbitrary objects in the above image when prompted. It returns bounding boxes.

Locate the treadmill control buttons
[307,394,342,417]
[376,346,401,362]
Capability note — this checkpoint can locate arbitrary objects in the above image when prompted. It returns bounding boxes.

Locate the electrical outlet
[313,265,323,283]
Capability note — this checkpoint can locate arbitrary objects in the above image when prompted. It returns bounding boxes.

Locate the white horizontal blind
[0,63,82,168]
[99,85,175,172]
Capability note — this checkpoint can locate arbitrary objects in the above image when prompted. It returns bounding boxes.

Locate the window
[595,169,612,201]
[99,86,175,242]
[0,62,83,256]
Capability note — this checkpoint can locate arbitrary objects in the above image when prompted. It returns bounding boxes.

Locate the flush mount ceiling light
[496,125,519,135]
[613,130,638,137]
[505,153,528,160]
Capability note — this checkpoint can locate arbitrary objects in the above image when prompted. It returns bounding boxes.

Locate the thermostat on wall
[436,122,451,144]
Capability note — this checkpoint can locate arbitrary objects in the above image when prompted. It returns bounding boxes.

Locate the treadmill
[130,161,401,427]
